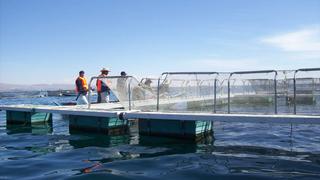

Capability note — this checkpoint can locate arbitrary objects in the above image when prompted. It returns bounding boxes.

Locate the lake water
[0,95,320,179]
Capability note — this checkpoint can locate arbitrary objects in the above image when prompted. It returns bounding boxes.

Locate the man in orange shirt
[75,70,89,105]
[96,68,111,103]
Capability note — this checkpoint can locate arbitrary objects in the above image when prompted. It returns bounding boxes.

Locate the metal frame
[128,79,132,111]
[227,70,278,114]
[87,76,133,109]
[156,78,161,111]
[293,68,320,114]
[214,78,218,113]
[159,72,219,112]
[83,68,318,114]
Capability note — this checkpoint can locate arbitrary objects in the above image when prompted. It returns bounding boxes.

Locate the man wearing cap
[96,68,111,103]
[75,70,89,105]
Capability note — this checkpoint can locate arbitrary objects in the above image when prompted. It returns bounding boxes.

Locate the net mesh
[228,72,276,114]
[157,73,218,113]
[87,70,320,115]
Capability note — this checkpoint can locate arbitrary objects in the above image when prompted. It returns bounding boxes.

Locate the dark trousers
[97,93,101,103]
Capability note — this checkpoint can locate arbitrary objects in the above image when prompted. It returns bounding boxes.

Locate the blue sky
[1,0,319,84]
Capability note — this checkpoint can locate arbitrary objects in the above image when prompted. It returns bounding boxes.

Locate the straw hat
[100,68,110,72]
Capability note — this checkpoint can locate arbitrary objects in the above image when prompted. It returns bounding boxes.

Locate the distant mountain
[0,83,74,92]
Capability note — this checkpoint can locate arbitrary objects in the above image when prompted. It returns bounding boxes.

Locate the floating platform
[1,102,320,140]
[139,119,212,139]
[6,111,52,125]
[1,104,320,124]
[68,115,128,135]
[1,103,128,135]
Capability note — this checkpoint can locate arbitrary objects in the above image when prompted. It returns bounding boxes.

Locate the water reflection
[68,133,131,148]
[68,124,214,160]
[137,134,214,158]
[6,121,53,135]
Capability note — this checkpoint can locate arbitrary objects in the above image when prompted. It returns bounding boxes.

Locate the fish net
[228,72,277,114]
[87,70,320,115]
[157,73,218,113]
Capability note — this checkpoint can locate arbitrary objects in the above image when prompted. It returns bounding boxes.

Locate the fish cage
[157,72,219,113]
[227,70,277,114]
[293,68,320,115]
[275,70,295,114]
[86,69,320,116]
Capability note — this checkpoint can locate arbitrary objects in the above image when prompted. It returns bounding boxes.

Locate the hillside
[0,83,74,92]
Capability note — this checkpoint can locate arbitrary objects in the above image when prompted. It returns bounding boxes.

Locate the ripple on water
[0,96,320,180]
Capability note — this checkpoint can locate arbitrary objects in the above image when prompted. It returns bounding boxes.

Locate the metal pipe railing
[87,76,97,109]
[274,72,278,114]
[86,68,319,115]
[87,76,133,109]
[128,80,132,111]
[212,74,220,113]
[293,68,320,114]
[214,79,217,113]
[227,74,231,114]
[156,78,161,111]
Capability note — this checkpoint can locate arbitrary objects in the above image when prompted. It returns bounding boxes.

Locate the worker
[116,71,128,100]
[143,78,155,99]
[96,68,111,103]
[144,78,153,92]
[120,71,127,77]
[75,70,89,105]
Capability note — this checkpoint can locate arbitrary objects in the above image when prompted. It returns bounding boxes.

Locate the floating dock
[1,103,320,140]
[1,68,319,140]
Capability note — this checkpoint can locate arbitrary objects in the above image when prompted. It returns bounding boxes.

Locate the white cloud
[261,26,320,52]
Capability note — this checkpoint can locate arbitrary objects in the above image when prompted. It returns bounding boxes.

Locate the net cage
[157,72,219,113]
[227,70,277,114]
[293,69,320,115]
[86,69,319,115]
